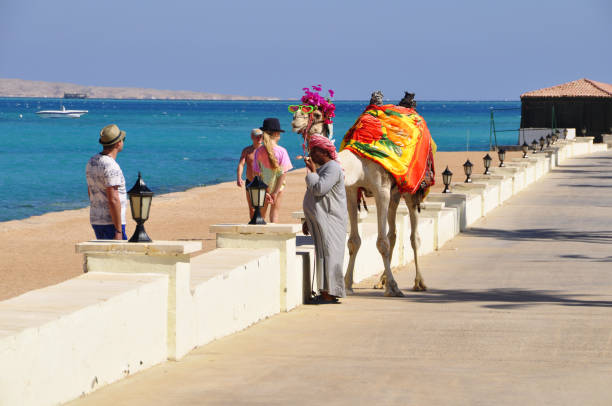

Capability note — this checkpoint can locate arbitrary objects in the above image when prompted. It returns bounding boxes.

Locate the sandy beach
[0,150,524,301]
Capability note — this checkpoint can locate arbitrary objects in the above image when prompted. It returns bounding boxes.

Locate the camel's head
[291,107,327,136]
[291,85,336,138]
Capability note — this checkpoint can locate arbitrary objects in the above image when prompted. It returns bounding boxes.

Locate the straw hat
[99,124,126,146]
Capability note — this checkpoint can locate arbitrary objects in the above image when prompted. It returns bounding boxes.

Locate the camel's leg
[344,187,361,294]
[375,188,404,297]
[373,191,400,290]
[405,194,427,291]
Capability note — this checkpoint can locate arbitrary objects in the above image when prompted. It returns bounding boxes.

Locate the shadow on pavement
[351,288,612,309]
[560,254,612,262]
[463,227,612,244]
[559,184,612,188]
[553,169,610,174]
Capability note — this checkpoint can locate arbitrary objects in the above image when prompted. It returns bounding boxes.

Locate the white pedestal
[209,224,301,312]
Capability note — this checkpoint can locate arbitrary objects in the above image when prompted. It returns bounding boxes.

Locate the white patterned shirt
[86,153,127,225]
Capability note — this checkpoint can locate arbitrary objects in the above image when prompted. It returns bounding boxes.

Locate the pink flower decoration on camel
[300,85,336,124]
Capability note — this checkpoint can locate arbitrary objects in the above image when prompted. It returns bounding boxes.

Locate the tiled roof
[521,78,612,98]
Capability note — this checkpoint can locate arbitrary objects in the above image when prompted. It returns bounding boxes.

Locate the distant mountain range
[0,78,279,100]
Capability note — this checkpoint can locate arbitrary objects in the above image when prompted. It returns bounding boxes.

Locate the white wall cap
[76,240,202,255]
[505,161,530,168]
[0,273,166,337]
[427,192,469,201]
[511,157,540,163]
[190,248,278,284]
[210,223,301,235]
[575,136,594,142]
[452,183,488,192]
[471,174,506,181]
[421,201,446,210]
[490,166,520,174]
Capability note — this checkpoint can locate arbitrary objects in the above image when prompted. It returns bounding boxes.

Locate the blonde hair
[262,131,280,170]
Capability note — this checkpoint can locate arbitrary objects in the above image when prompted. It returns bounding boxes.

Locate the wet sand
[0,150,523,301]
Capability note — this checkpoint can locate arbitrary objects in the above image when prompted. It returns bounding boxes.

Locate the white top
[86,153,127,225]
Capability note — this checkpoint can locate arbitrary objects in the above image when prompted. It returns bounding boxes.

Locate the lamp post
[127,172,154,243]
[521,141,529,158]
[463,159,473,183]
[246,176,268,225]
[442,166,452,193]
[531,139,538,153]
[483,153,492,175]
[539,136,545,151]
[497,148,506,167]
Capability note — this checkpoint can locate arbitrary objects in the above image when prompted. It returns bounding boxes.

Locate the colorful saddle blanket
[340,104,437,194]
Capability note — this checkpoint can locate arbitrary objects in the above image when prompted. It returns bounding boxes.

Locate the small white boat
[36,105,88,118]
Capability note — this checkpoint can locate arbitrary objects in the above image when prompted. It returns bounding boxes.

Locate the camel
[291,91,428,297]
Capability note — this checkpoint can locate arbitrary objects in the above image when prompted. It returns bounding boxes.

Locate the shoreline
[1,147,524,225]
[0,150,524,301]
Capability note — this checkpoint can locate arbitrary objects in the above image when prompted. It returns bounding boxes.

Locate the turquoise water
[0,98,520,222]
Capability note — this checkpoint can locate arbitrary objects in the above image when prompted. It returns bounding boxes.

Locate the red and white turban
[308,134,338,160]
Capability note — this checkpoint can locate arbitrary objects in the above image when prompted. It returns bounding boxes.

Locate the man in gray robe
[302,135,347,303]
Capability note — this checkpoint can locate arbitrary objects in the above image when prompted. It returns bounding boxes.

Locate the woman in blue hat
[253,118,293,223]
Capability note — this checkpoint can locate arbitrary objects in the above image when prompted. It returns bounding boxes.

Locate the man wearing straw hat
[85,124,128,240]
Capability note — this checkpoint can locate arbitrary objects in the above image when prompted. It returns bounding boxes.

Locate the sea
[0,98,521,222]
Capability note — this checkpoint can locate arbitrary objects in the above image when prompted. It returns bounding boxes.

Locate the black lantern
[539,136,545,151]
[442,166,452,193]
[246,176,268,225]
[521,141,529,158]
[127,172,154,243]
[463,159,473,183]
[531,139,538,153]
[483,153,492,175]
[498,148,506,167]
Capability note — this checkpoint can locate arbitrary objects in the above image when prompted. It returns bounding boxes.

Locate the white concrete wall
[452,183,499,217]
[191,248,281,346]
[572,137,592,156]
[212,224,301,312]
[591,143,608,153]
[416,217,435,256]
[472,174,513,204]
[426,193,474,231]
[362,212,402,267]
[490,166,524,194]
[0,273,168,406]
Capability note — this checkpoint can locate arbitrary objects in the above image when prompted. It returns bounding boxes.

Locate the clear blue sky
[1,0,610,100]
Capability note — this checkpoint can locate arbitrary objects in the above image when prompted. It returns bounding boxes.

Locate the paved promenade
[68,151,612,406]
